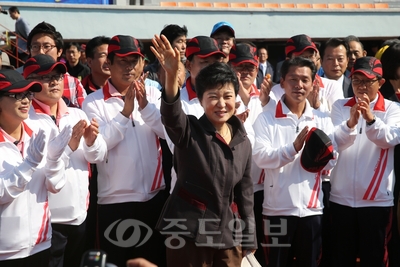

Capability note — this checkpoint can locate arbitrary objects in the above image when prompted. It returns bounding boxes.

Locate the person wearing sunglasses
[0,69,72,266]
[23,54,107,267]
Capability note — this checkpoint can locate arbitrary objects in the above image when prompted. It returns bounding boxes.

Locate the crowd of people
[1,6,400,267]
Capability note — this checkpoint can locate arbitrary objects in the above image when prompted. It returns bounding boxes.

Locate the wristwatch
[366,116,376,126]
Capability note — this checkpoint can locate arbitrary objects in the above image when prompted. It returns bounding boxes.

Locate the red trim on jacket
[35,200,50,245]
[185,77,198,101]
[307,172,321,208]
[275,100,287,118]
[315,74,325,88]
[102,81,123,101]
[249,84,260,97]
[363,149,389,200]
[150,137,164,191]
[344,92,386,111]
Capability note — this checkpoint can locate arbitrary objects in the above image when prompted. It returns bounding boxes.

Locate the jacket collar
[315,74,325,88]
[82,74,100,93]
[103,80,124,101]
[275,96,314,119]
[198,114,248,147]
[185,77,198,101]
[249,84,260,97]
[0,121,33,143]
[344,91,386,111]
[32,98,69,126]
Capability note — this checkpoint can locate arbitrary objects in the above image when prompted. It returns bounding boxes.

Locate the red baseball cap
[300,127,334,173]
[108,35,144,58]
[0,69,42,94]
[285,34,318,57]
[186,36,226,60]
[350,56,383,79]
[23,54,67,79]
[229,43,259,67]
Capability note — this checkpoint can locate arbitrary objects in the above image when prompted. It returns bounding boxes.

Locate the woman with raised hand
[151,35,256,267]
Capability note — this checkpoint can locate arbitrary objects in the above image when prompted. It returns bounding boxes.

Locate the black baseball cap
[0,69,42,94]
[23,54,67,79]
[186,36,226,60]
[108,35,144,58]
[285,34,318,57]
[350,56,383,79]
[229,43,259,67]
[300,127,334,173]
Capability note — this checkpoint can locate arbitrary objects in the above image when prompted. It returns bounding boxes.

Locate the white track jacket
[82,81,165,204]
[252,97,337,217]
[28,99,107,225]
[0,122,66,260]
[330,93,400,208]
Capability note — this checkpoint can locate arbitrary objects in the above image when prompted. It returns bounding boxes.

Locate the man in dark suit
[256,47,274,88]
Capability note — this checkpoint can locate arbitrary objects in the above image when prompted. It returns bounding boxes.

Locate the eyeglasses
[351,79,378,87]
[235,65,257,73]
[29,43,56,53]
[1,91,34,101]
[27,73,64,83]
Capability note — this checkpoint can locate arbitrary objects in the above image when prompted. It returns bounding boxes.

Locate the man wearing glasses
[330,56,400,267]
[23,54,107,267]
[25,21,87,109]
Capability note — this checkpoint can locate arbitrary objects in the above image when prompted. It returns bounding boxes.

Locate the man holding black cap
[0,69,71,265]
[82,35,167,267]
[252,56,337,267]
[210,21,235,63]
[330,56,400,267]
[271,34,343,113]
[23,54,107,267]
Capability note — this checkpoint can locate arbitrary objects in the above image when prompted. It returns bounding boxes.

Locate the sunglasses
[0,91,34,101]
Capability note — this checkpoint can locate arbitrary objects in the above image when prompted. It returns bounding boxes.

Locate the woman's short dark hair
[381,43,400,80]
[195,62,239,101]
[280,57,317,81]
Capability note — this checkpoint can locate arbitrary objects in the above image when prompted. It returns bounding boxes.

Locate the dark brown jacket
[157,92,256,250]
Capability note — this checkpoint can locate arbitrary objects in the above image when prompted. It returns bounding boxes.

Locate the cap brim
[6,80,42,93]
[230,58,258,67]
[113,49,144,58]
[350,69,377,79]
[211,26,235,38]
[292,46,318,57]
[35,62,67,76]
[196,50,226,59]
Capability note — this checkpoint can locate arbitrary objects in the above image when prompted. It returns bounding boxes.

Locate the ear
[87,57,92,68]
[185,60,191,72]
[279,77,285,88]
[378,78,386,88]
[57,48,63,59]
[363,50,367,57]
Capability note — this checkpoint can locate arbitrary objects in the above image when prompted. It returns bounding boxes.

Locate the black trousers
[49,220,87,267]
[0,249,50,267]
[98,191,167,267]
[319,181,331,267]
[253,190,266,267]
[330,202,392,267]
[263,214,322,267]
